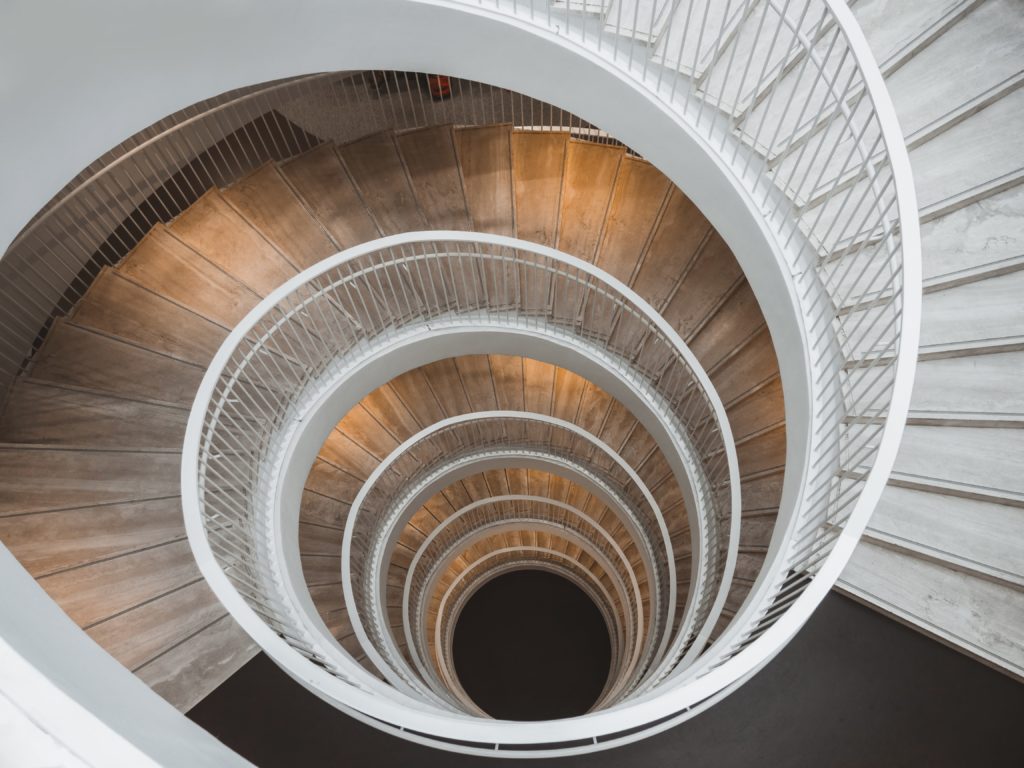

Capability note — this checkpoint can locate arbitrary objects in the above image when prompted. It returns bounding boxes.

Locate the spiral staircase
[0,0,1020,764]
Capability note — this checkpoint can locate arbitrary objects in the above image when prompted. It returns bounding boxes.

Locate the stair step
[134,613,257,712]
[556,139,624,261]
[169,191,298,296]
[70,268,226,366]
[511,130,569,248]
[689,283,764,369]
[660,232,742,341]
[338,132,427,235]
[910,350,1024,417]
[726,376,785,440]
[920,269,1024,349]
[594,157,671,286]
[909,86,1024,213]
[919,182,1024,285]
[30,320,204,406]
[454,125,515,237]
[630,188,713,313]
[87,579,225,672]
[708,326,778,405]
[0,379,187,450]
[868,485,1024,587]
[305,458,363,506]
[279,144,381,248]
[452,355,499,413]
[36,538,198,628]
[734,423,786,478]
[893,425,1024,500]
[117,224,260,328]
[853,0,976,71]
[839,540,1024,678]
[221,163,338,270]
[0,444,180,516]
[396,126,472,232]
[0,496,184,578]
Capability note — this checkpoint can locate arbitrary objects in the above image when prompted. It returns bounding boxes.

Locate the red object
[427,75,452,100]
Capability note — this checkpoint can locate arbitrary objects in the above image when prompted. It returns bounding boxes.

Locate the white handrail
[182,232,740,753]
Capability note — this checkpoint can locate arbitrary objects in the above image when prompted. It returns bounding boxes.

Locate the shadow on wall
[188,592,1024,767]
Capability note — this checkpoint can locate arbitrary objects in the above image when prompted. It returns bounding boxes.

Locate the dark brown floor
[189,589,1024,767]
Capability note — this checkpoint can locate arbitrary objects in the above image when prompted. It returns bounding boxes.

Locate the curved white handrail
[183,231,741,753]
[342,412,661,696]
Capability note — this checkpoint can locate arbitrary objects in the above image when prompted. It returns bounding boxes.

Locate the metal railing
[429,0,919,695]
[343,413,662,702]
[408,511,637,709]
[0,69,613,405]
[183,232,738,751]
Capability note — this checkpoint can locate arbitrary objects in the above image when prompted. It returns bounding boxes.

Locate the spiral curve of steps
[1,0,1021,761]
[0,126,784,713]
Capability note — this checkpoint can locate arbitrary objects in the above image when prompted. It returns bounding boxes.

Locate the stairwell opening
[451,569,612,721]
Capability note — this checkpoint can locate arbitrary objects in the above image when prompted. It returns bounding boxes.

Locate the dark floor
[452,570,611,720]
[189,587,1024,767]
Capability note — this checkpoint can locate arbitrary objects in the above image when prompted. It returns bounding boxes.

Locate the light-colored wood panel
[135,614,257,712]
[71,269,226,365]
[221,164,337,269]
[397,126,471,231]
[631,188,712,311]
[388,367,448,426]
[336,404,399,460]
[169,191,297,296]
[735,425,787,477]
[338,132,426,235]
[30,321,204,406]
[454,355,498,412]
[299,522,343,556]
[660,233,743,340]
[594,157,670,285]
[455,125,515,236]
[37,538,198,627]
[0,446,179,516]
[420,358,471,417]
[0,497,184,577]
[522,358,555,415]
[488,354,525,411]
[511,130,568,247]
[117,225,259,328]
[86,579,224,672]
[280,144,381,248]
[0,381,186,450]
[556,141,623,261]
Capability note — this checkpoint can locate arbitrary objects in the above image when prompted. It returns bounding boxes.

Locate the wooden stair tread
[86,579,224,672]
[660,232,743,340]
[134,613,257,712]
[0,379,187,450]
[169,191,298,296]
[594,157,672,285]
[0,444,180,516]
[396,126,472,231]
[512,131,568,247]
[556,140,624,261]
[338,132,427,235]
[630,187,713,312]
[0,496,184,578]
[454,125,515,236]
[221,163,338,270]
[117,225,260,328]
[71,268,226,366]
[280,144,381,249]
[36,538,198,628]
[30,320,203,406]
